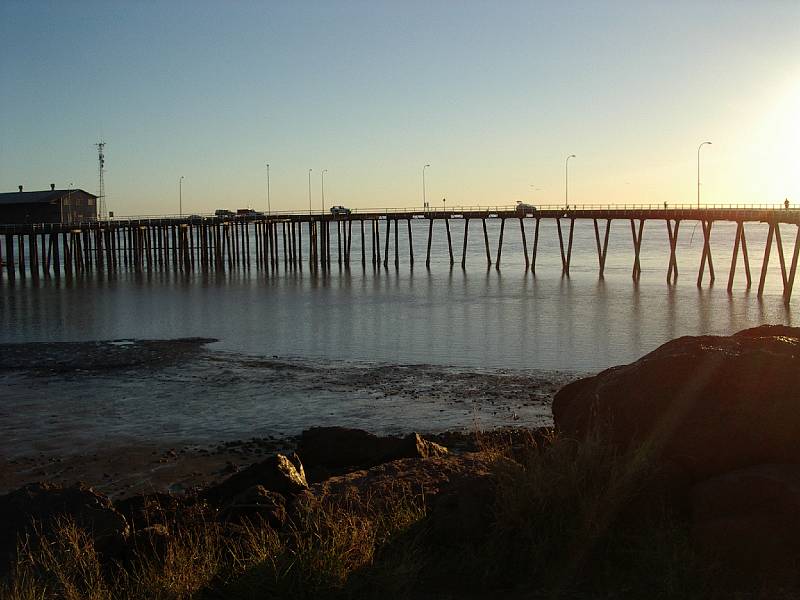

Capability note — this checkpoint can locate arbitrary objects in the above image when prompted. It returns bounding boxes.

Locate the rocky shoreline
[3,324,800,597]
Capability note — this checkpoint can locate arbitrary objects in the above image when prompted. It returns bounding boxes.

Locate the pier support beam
[519,218,529,269]
[697,220,715,287]
[375,220,381,266]
[338,220,343,266]
[785,225,800,301]
[759,222,797,299]
[531,218,540,275]
[758,223,776,297]
[482,219,491,266]
[630,219,645,281]
[360,220,365,267]
[727,221,752,291]
[495,218,505,268]
[17,234,26,277]
[461,219,470,269]
[394,219,399,268]
[666,220,680,284]
[426,218,433,268]
[407,219,413,266]
[556,218,575,276]
[384,218,390,268]
[593,219,612,278]
[347,220,352,266]
[445,218,454,265]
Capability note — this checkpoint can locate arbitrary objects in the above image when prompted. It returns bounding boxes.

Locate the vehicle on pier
[516,201,537,213]
[330,205,352,215]
[214,209,234,218]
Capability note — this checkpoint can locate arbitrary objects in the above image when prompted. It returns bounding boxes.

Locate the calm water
[0,218,796,371]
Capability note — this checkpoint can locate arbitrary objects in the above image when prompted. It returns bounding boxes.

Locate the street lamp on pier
[422,164,430,209]
[179,176,184,217]
[266,164,270,214]
[565,155,576,209]
[308,169,313,214]
[697,141,712,209]
[322,169,328,213]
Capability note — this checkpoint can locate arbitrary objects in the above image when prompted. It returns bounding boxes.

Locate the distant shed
[0,185,98,224]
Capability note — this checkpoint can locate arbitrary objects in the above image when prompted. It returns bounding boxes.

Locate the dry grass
[3,431,778,599]
[429,430,711,598]
[3,517,111,600]
[0,485,426,600]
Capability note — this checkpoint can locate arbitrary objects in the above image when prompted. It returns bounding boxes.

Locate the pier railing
[0,203,797,231]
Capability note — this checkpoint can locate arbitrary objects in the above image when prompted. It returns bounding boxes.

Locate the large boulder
[219,485,287,529]
[297,427,448,470]
[552,325,800,480]
[690,464,800,582]
[301,453,509,552]
[203,453,307,506]
[0,482,129,572]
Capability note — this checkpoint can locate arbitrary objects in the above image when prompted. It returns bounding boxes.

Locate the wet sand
[0,338,578,499]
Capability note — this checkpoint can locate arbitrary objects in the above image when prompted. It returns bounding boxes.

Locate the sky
[1,1,799,216]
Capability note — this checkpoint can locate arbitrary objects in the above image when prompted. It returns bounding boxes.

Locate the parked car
[329,205,352,215]
[215,209,234,217]
[516,201,537,213]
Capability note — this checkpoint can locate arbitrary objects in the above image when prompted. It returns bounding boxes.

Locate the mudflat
[0,338,575,499]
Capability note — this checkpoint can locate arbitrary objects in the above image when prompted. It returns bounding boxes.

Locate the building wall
[59,191,97,223]
[0,191,97,224]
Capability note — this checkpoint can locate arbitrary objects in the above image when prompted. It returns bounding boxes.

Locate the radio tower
[96,141,106,219]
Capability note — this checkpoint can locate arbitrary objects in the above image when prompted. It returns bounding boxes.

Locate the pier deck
[1,204,798,301]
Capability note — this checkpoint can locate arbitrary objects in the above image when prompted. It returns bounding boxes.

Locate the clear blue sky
[1,1,798,215]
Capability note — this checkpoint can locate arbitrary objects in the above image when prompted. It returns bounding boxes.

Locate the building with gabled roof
[0,185,97,224]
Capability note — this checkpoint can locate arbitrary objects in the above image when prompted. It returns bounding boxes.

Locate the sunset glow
[1,2,798,214]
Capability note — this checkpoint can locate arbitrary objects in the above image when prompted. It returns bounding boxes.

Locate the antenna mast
[96,141,106,219]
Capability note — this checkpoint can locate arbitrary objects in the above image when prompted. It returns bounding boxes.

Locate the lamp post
[422,164,430,209]
[321,169,328,213]
[179,176,184,216]
[308,169,313,214]
[565,154,576,209]
[266,163,270,214]
[697,141,712,209]
[442,197,446,212]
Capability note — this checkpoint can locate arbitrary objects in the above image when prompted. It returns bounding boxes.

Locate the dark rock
[733,324,800,339]
[219,485,287,529]
[297,427,448,470]
[203,453,307,506]
[428,474,497,543]
[691,464,800,583]
[311,452,501,513]
[552,325,800,481]
[0,482,129,572]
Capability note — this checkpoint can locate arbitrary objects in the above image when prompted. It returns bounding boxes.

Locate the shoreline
[0,338,578,497]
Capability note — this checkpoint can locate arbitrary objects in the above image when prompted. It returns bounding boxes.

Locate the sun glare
[768,80,800,199]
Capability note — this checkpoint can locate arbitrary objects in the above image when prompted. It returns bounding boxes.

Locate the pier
[1,204,799,301]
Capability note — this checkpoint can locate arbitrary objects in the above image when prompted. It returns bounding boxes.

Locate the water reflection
[1,223,796,371]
